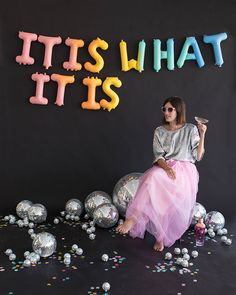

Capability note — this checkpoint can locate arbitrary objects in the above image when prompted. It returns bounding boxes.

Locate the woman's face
[162,102,177,123]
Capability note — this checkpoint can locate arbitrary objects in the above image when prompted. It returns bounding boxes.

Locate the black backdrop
[0,0,235,218]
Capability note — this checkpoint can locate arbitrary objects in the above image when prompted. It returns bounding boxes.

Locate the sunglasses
[161,106,176,113]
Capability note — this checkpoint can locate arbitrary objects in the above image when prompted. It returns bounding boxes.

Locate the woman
[116,96,207,251]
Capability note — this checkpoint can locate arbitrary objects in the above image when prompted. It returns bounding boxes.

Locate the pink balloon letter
[63,38,84,71]
[51,74,75,106]
[15,31,38,65]
[38,35,62,69]
[29,72,50,105]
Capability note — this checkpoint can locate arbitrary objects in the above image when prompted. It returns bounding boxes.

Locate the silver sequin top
[153,123,201,163]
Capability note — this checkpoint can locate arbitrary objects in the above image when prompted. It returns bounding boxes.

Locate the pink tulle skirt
[126,160,199,247]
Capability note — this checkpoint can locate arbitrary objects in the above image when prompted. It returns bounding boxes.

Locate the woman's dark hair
[162,96,186,125]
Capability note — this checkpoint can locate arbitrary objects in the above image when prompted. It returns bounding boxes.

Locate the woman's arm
[153,128,175,179]
[155,158,176,180]
[196,123,207,161]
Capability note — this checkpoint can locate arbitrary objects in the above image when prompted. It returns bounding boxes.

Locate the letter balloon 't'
[203,32,228,67]
[38,35,62,69]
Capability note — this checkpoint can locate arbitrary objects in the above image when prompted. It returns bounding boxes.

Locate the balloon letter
[84,38,109,73]
[63,38,84,71]
[38,35,62,69]
[119,40,129,71]
[29,72,50,105]
[203,32,228,67]
[153,38,174,72]
[136,40,146,73]
[51,74,75,106]
[100,77,122,112]
[15,31,38,65]
[177,37,205,68]
[119,40,138,71]
[81,77,102,110]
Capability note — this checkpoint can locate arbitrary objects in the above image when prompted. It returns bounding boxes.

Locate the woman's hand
[165,167,176,180]
[156,158,176,179]
[197,123,207,137]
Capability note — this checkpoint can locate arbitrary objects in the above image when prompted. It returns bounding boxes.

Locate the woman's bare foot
[153,240,164,251]
[116,218,136,234]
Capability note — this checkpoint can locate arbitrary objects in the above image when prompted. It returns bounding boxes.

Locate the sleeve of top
[153,129,165,163]
[191,125,203,161]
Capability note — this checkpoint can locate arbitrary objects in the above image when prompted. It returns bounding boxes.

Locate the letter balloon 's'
[51,74,75,106]
[81,77,102,110]
[177,37,205,68]
[84,38,108,73]
[38,35,62,69]
[63,38,84,71]
[153,38,174,72]
[16,31,38,65]
[29,72,50,105]
[100,77,122,111]
[203,32,228,67]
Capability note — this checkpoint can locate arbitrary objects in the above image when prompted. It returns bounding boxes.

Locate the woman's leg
[116,166,166,244]
[153,240,164,251]
[116,217,136,234]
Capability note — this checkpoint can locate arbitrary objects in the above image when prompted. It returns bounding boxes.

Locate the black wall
[0,0,235,218]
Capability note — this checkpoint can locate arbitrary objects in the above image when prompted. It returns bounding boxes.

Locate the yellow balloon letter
[100,77,122,112]
[119,40,138,71]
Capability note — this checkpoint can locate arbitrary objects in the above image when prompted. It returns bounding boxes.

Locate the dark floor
[0,214,236,295]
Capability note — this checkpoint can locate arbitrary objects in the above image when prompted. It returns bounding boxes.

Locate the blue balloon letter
[153,38,174,72]
[137,40,146,72]
[177,37,205,68]
[203,32,228,67]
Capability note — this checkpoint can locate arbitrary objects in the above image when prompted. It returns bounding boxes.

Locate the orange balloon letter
[81,77,102,110]
[84,38,108,73]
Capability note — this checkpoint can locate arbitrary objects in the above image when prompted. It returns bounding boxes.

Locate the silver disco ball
[205,211,225,231]
[93,203,119,228]
[191,202,207,226]
[32,232,57,257]
[65,198,83,216]
[84,191,112,217]
[113,172,142,217]
[16,200,33,219]
[28,204,47,223]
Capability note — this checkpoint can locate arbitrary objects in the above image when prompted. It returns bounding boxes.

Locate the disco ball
[84,191,112,217]
[205,211,225,231]
[65,198,83,216]
[93,203,119,228]
[191,202,207,226]
[16,200,33,219]
[32,232,57,257]
[28,204,47,223]
[113,172,142,217]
